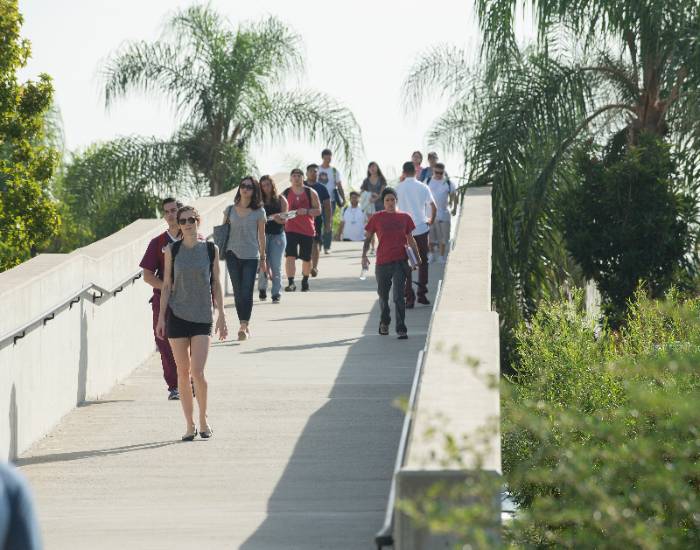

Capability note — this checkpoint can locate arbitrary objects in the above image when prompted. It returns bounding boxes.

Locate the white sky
[18,0,489,187]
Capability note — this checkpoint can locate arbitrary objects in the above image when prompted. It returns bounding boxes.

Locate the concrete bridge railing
[388,187,501,548]
[0,191,235,460]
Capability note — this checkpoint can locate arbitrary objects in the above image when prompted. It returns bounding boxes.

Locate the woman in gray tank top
[156,206,228,441]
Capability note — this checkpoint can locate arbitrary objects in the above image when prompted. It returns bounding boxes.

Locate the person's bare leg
[169,338,195,434]
[302,260,311,277]
[189,335,211,431]
[312,241,320,270]
[286,256,296,279]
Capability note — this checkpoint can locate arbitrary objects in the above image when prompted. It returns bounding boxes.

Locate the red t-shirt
[284,187,316,237]
[365,210,415,265]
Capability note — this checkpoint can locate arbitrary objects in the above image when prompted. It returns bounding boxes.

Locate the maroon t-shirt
[139,231,179,299]
[365,210,415,265]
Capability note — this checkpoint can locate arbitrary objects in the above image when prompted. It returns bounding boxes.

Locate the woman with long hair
[222,176,267,340]
[157,205,228,440]
[258,175,288,303]
[360,162,387,253]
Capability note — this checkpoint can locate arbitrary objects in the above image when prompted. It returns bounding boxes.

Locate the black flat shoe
[182,427,197,441]
[200,425,213,439]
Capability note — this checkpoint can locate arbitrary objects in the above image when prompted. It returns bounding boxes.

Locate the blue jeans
[258,232,286,297]
[226,251,259,322]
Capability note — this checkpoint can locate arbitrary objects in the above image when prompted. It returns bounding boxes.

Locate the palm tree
[405,2,700,356]
[97,4,362,196]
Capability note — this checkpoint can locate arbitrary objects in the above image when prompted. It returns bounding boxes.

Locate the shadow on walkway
[239,273,438,549]
[15,440,179,466]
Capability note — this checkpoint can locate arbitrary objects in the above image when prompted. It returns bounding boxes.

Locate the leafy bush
[562,133,697,326]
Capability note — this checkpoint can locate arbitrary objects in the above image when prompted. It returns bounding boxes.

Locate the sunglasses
[240,184,254,190]
[434,171,444,176]
[178,217,198,225]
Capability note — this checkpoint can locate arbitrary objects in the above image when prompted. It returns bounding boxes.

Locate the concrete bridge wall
[0,192,235,460]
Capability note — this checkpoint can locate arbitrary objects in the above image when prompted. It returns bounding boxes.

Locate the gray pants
[376,260,409,333]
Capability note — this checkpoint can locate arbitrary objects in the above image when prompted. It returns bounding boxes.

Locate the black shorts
[285,232,313,261]
[167,311,212,339]
[313,218,324,242]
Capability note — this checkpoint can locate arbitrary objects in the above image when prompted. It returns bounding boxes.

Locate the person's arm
[143,269,162,291]
[156,246,173,339]
[323,198,332,233]
[407,233,420,268]
[211,245,228,341]
[426,188,437,226]
[257,214,267,275]
[362,229,375,268]
[306,190,322,217]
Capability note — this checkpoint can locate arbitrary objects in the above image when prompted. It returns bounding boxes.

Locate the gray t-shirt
[225,206,266,259]
[169,241,213,324]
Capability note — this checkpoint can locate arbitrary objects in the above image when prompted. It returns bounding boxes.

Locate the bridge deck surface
[18,242,441,550]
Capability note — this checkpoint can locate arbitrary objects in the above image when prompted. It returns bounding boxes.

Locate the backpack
[283,186,313,207]
[171,240,215,289]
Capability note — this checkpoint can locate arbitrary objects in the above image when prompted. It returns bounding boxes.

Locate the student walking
[360,161,387,254]
[223,177,267,340]
[318,148,345,253]
[156,206,228,441]
[283,168,322,292]
[139,197,182,401]
[304,163,331,277]
[397,161,436,307]
[426,162,457,264]
[258,175,288,304]
[411,151,425,181]
[337,192,366,241]
[362,188,420,339]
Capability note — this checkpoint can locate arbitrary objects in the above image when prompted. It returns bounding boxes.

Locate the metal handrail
[0,270,143,350]
[375,277,445,549]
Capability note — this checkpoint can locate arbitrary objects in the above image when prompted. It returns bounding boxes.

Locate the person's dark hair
[321,148,332,157]
[381,187,397,200]
[412,150,423,162]
[349,191,360,198]
[427,151,438,160]
[366,161,387,185]
[306,163,319,171]
[434,162,445,171]
[402,161,416,176]
[162,197,183,209]
[234,176,262,209]
[290,167,304,176]
[259,174,280,207]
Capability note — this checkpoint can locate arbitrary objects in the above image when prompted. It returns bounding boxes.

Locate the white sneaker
[438,256,446,264]
[427,252,434,264]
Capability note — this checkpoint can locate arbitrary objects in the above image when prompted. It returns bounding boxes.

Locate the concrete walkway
[17,242,442,550]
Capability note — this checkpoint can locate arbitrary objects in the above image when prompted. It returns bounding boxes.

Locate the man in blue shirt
[305,163,332,277]
[0,463,42,550]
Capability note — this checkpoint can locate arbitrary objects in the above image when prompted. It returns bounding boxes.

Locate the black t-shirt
[264,197,284,235]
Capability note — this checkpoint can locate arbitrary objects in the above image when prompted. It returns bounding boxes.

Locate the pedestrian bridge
[0,188,499,549]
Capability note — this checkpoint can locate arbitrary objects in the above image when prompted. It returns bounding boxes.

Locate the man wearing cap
[318,148,345,254]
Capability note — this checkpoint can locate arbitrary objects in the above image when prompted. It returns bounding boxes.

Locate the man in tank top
[283,168,322,292]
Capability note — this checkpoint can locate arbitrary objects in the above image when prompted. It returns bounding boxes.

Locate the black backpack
[171,240,215,289]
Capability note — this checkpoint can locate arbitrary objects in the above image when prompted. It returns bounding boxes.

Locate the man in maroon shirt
[139,197,182,400]
[362,187,420,339]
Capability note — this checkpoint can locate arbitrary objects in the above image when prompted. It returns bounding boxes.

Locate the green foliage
[563,133,697,325]
[90,4,362,198]
[503,291,700,547]
[0,0,60,271]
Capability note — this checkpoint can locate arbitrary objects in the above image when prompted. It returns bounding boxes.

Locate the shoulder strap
[170,240,183,284]
[207,241,215,289]
[225,204,234,223]
[157,232,168,249]
[332,167,338,180]
[305,186,312,205]
[425,176,432,185]
[282,187,290,198]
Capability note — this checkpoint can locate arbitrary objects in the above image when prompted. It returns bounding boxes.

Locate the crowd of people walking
[139,149,457,439]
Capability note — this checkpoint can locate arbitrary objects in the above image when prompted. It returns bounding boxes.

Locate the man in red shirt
[139,197,182,400]
[362,188,420,339]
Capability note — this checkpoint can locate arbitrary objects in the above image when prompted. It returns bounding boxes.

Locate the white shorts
[429,219,451,245]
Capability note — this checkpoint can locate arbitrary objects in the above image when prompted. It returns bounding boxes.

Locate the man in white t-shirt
[318,148,345,254]
[336,192,365,241]
[397,161,436,307]
[427,162,457,263]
